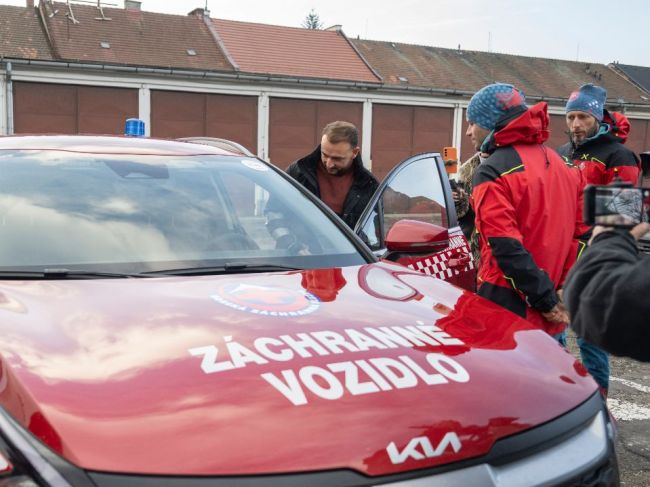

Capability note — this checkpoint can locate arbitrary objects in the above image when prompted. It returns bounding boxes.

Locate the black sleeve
[488,236,558,312]
[564,230,650,362]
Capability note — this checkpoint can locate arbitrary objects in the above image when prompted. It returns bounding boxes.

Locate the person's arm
[564,223,650,361]
[453,184,470,218]
[605,147,640,185]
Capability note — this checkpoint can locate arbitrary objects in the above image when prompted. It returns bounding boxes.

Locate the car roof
[0,135,241,157]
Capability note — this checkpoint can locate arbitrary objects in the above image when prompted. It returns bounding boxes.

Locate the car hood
[0,262,596,477]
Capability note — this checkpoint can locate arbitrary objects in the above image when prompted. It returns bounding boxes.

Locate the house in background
[2,0,649,180]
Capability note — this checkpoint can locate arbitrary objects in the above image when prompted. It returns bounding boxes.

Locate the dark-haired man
[287,121,378,229]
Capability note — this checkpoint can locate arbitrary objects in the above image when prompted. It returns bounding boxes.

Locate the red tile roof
[0,5,53,60]
[211,18,381,83]
[40,2,233,71]
[352,39,650,106]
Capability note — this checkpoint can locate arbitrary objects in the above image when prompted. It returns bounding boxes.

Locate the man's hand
[630,222,650,240]
[542,302,570,324]
[452,187,466,202]
[589,222,650,245]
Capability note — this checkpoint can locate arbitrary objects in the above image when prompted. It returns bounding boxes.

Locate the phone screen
[589,186,650,226]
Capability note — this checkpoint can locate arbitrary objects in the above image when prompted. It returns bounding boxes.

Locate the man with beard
[467,83,588,338]
[557,84,641,397]
[558,84,640,185]
[287,121,378,229]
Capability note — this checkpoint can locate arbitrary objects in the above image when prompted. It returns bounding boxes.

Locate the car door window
[358,157,448,251]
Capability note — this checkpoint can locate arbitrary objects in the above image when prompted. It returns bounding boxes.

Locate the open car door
[355,153,476,291]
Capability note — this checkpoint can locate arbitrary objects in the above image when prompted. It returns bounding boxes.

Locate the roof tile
[352,39,650,106]
[614,64,650,96]
[0,5,53,60]
[212,18,380,83]
[41,2,233,71]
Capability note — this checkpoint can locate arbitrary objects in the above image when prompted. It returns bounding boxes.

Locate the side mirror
[385,219,449,253]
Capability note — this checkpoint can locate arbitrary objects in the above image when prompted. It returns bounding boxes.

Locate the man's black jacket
[286,146,379,229]
[564,230,649,362]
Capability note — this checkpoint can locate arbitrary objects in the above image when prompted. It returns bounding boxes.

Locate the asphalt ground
[565,331,650,487]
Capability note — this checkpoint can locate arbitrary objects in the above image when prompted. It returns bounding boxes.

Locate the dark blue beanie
[565,84,606,121]
[466,83,527,131]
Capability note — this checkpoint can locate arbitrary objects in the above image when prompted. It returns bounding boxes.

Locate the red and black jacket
[557,110,640,185]
[472,102,589,335]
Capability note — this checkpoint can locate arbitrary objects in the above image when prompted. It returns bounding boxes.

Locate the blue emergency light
[124,118,145,137]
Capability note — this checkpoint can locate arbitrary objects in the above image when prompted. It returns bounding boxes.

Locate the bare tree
[302,9,323,30]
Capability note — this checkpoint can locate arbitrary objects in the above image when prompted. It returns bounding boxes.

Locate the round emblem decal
[211,283,320,316]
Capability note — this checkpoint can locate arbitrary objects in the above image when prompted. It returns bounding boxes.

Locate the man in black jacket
[564,223,650,362]
[286,121,378,229]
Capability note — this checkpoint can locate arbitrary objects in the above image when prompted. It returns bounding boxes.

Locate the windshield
[0,150,366,274]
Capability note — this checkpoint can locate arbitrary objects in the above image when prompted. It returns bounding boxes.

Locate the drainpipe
[6,61,13,135]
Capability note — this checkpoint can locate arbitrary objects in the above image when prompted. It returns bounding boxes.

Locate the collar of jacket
[570,123,615,151]
[482,102,550,154]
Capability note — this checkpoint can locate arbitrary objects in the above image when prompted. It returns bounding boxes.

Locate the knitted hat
[565,84,606,121]
[466,83,527,131]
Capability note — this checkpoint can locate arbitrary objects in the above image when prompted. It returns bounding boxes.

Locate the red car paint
[0,263,595,476]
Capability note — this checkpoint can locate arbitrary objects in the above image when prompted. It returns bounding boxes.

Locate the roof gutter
[0,57,383,89]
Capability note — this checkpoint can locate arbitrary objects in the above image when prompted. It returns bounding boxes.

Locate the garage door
[13,82,138,135]
[269,98,363,170]
[151,91,257,153]
[548,114,569,152]
[626,118,650,157]
[372,104,454,182]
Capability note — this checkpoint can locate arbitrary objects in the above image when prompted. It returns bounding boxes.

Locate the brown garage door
[269,98,363,170]
[151,91,257,153]
[372,104,454,182]
[13,82,138,135]
[548,113,570,151]
[626,118,650,157]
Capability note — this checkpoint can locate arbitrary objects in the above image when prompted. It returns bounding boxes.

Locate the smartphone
[584,185,650,227]
[442,147,457,161]
[449,179,459,191]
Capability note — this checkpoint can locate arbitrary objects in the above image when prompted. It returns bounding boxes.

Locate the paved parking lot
[566,332,650,486]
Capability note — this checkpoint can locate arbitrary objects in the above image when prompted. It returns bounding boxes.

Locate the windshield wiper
[143,262,301,276]
[0,269,157,279]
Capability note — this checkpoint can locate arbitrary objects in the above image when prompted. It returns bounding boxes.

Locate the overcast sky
[5,0,649,66]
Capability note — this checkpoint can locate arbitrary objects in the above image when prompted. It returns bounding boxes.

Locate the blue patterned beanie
[565,84,606,122]
[466,83,527,131]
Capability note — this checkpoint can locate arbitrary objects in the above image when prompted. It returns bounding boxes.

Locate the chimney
[125,0,141,10]
[26,0,34,8]
[188,7,209,18]
[325,24,343,32]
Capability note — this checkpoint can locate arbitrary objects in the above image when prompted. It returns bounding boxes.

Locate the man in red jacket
[467,83,588,336]
[556,84,640,396]
[558,84,640,185]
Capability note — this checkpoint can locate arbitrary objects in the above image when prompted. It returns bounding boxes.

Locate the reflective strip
[577,240,587,259]
[500,164,524,176]
[503,275,519,292]
[591,157,607,167]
